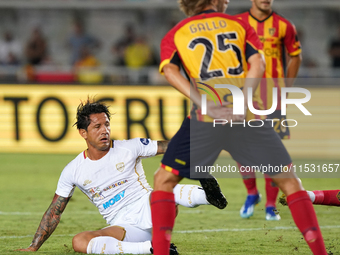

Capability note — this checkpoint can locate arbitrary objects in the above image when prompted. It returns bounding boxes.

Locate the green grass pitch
[0,153,339,255]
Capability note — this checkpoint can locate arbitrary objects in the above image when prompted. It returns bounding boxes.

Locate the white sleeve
[55,164,76,198]
[130,138,158,158]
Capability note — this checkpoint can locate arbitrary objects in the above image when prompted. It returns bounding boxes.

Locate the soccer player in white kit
[18,99,214,255]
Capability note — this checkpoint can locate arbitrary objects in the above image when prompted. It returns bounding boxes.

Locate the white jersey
[55,138,157,224]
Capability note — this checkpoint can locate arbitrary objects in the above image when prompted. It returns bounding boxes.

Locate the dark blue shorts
[161,117,292,179]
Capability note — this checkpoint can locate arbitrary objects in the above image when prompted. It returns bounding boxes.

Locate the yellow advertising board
[282,88,340,159]
[0,85,339,158]
[0,85,188,154]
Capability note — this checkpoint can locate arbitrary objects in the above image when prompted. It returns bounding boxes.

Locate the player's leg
[192,119,227,210]
[271,171,327,255]
[152,167,182,255]
[151,117,191,255]
[72,226,125,253]
[307,190,340,206]
[240,166,258,195]
[239,172,280,221]
[73,226,152,254]
[262,110,289,220]
[173,184,210,208]
[238,162,261,218]
[151,117,225,255]
[227,122,327,254]
[198,175,228,209]
[264,174,280,220]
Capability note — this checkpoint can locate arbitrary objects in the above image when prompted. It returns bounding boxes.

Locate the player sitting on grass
[17,98,223,255]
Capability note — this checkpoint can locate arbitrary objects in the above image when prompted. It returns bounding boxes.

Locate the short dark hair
[73,98,111,130]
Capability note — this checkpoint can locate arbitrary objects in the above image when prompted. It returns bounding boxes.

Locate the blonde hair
[178,0,214,16]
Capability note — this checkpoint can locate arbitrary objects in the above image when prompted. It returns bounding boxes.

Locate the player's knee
[154,169,165,183]
[72,232,89,253]
[154,170,169,190]
[276,178,303,196]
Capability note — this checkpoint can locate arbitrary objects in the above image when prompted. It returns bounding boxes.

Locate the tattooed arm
[18,194,70,251]
[156,140,169,155]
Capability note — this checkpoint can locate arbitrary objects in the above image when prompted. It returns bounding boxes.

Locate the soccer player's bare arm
[163,63,232,120]
[163,63,200,106]
[244,52,265,102]
[156,140,169,155]
[17,194,70,251]
[286,54,302,87]
[283,19,302,87]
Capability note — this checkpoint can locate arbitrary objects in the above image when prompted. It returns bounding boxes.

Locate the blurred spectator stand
[67,20,101,65]
[74,46,103,84]
[328,26,340,68]
[25,27,49,66]
[0,31,22,66]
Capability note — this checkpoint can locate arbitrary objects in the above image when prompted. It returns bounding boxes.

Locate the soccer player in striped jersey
[151,0,327,255]
[235,0,302,221]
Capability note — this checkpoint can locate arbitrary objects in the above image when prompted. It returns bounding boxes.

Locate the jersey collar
[249,10,274,23]
[83,140,114,159]
[197,9,216,15]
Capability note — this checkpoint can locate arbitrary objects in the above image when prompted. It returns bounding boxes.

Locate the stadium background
[0,0,339,158]
[1,0,340,254]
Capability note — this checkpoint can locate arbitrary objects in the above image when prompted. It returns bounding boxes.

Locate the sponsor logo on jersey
[337,191,340,202]
[259,36,276,43]
[103,180,128,192]
[90,187,105,200]
[83,179,92,186]
[264,47,280,57]
[116,162,125,172]
[103,191,125,209]
[89,180,128,201]
[140,138,149,145]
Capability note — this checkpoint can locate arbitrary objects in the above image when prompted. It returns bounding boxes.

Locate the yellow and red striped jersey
[159,10,264,122]
[235,11,301,110]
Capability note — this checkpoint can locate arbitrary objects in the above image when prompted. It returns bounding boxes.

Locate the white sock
[173,184,209,208]
[87,236,152,254]
[307,190,315,203]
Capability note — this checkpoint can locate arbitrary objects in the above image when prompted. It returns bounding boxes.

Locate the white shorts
[108,192,152,242]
